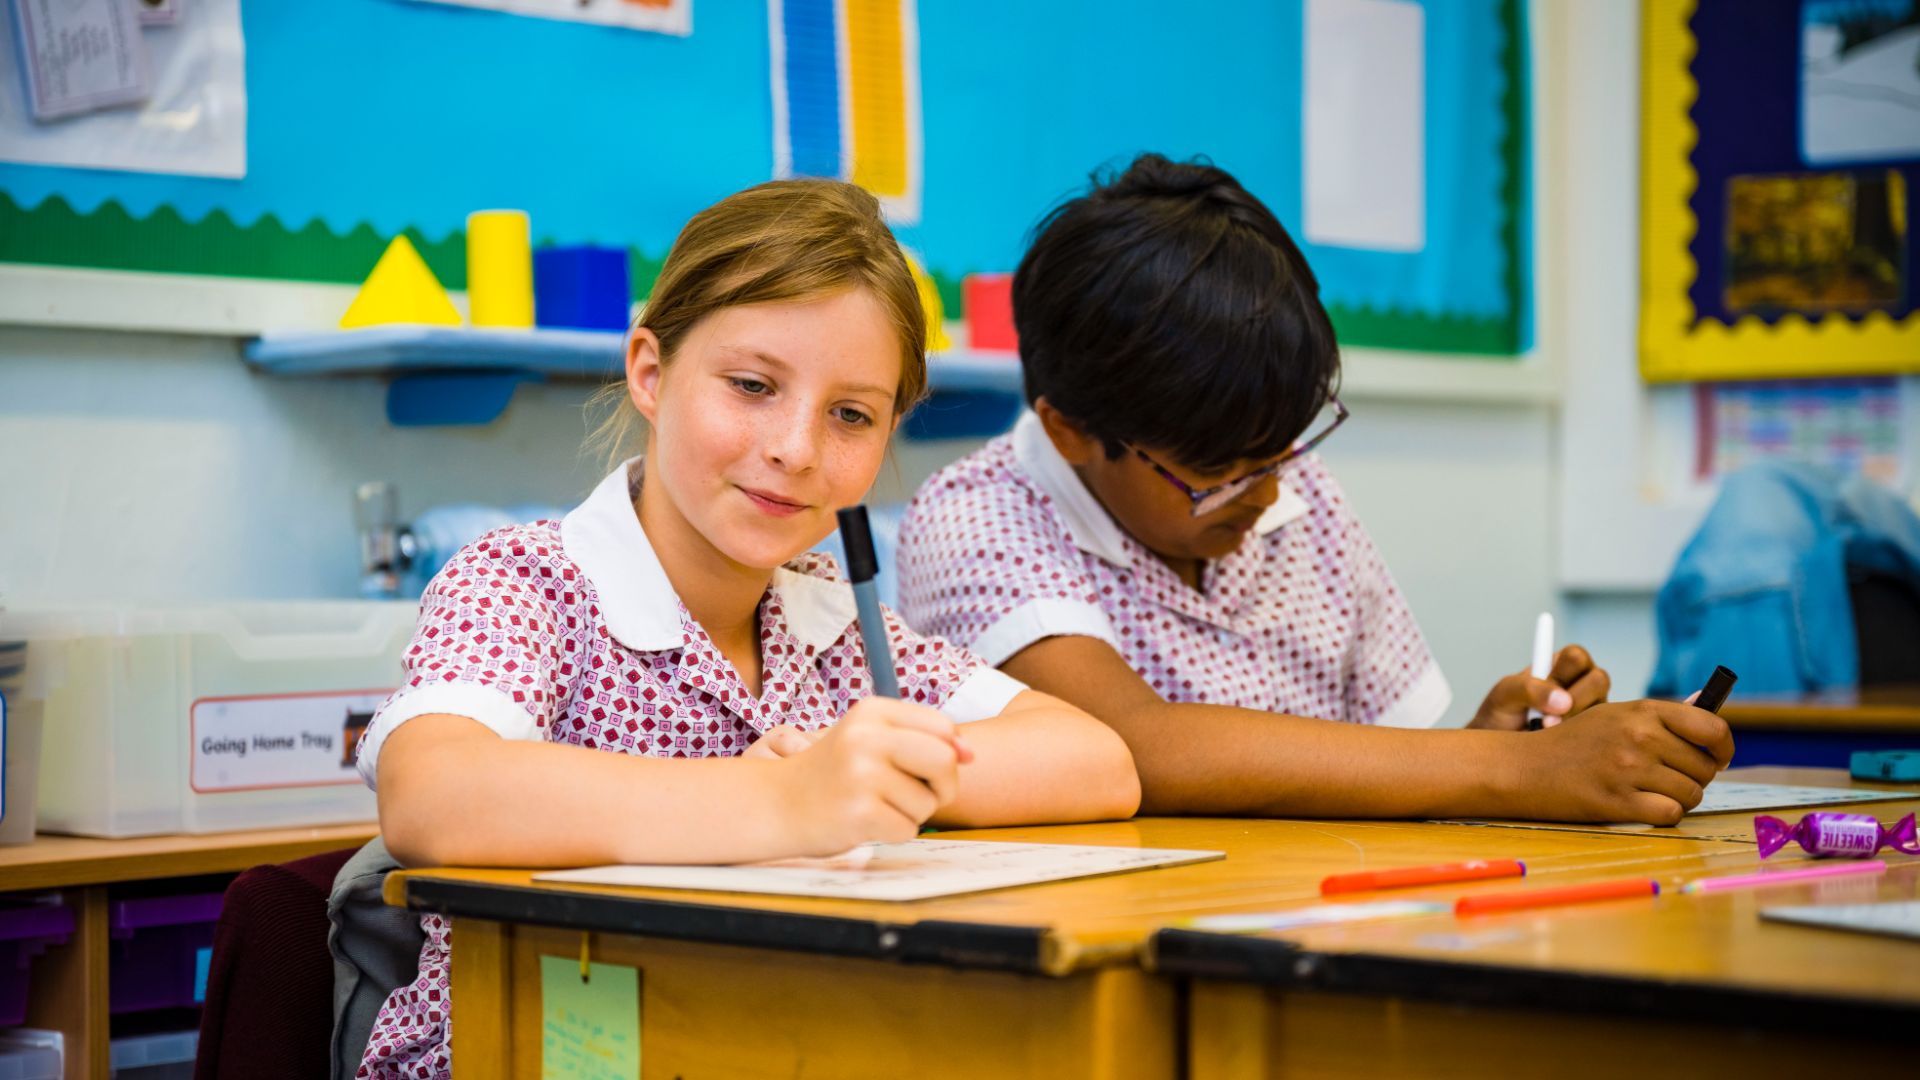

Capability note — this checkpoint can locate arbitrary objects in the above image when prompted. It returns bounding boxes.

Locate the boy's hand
[742,723,826,760]
[775,698,974,855]
[1468,645,1612,730]
[1505,699,1734,825]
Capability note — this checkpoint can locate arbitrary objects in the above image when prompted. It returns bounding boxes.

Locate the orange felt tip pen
[1454,877,1660,916]
[1321,859,1527,896]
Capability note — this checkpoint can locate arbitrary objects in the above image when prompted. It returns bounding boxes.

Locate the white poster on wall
[1302,0,1426,252]
[0,0,248,177]
[409,0,691,36]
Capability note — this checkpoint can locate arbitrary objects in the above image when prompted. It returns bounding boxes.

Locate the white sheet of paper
[1302,0,1425,252]
[10,0,152,120]
[536,839,1224,902]
[1762,899,1920,942]
[1687,781,1913,816]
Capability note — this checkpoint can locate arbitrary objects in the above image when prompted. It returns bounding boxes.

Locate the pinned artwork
[770,0,922,223]
[1639,0,1919,381]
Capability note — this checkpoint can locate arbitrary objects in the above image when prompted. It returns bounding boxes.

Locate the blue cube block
[534,245,632,331]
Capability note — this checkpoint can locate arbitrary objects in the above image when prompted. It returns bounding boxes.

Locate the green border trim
[0,192,668,302]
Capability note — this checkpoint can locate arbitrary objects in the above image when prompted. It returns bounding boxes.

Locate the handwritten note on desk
[536,839,1224,901]
[1686,781,1912,816]
[540,955,639,1080]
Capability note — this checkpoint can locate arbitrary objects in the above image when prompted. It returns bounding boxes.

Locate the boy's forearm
[378,719,799,868]
[1118,700,1522,819]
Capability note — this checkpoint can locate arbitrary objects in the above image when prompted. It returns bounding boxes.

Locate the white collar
[1010,411,1310,569]
[560,458,857,653]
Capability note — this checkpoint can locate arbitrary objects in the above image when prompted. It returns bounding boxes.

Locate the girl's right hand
[1509,699,1734,825]
[776,698,975,855]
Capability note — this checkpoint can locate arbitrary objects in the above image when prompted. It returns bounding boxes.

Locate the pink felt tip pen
[1680,859,1887,894]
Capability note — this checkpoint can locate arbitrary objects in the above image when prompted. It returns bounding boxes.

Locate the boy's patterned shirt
[897,412,1449,729]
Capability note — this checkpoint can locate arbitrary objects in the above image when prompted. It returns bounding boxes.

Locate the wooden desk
[1153,833,1918,1076]
[1446,765,1920,843]
[1724,687,1920,768]
[389,819,1750,1079]
[0,824,377,1080]
[1724,686,1920,732]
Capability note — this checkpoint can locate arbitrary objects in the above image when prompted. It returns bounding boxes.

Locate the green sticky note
[540,954,640,1080]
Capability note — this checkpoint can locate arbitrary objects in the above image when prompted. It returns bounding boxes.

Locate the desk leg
[25,887,109,1080]
[1187,980,1911,1079]
[472,922,1175,1080]
[449,918,513,1080]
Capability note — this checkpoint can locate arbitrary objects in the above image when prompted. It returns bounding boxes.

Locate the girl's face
[629,287,902,571]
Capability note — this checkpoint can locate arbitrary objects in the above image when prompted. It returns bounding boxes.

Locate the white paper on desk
[1762,899,1920,942]
[10,0,152,120]
[536,839,1224,902]
[1685,781,1914,816]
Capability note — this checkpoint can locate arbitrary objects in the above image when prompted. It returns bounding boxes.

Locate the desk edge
[400,876,1072,974]
[1147,928,1918,1034]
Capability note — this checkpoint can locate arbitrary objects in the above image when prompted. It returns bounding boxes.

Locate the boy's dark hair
[1013,153,1340,474]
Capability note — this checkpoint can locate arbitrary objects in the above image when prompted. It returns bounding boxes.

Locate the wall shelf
[243,325,1025,427]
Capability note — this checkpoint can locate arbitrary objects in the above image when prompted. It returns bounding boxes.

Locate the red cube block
[964,273,1018,353]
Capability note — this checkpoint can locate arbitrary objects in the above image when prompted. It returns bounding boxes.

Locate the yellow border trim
[1638,0,1919,383]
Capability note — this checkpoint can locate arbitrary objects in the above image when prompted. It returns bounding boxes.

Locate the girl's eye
[730,377,771,396]
[834,406,874,428]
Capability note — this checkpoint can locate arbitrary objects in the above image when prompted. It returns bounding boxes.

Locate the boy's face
[1036,400,1283,565]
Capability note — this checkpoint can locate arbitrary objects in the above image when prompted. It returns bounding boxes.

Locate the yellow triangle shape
[340,235,463,328]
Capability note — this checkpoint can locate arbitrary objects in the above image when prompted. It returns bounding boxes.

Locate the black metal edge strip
[403,878,1049,973]
[1150,929,1918,1035]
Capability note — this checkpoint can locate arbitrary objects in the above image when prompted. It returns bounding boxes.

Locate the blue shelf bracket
[386,370,541,426]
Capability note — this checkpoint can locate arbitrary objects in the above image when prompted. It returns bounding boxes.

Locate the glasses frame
[1126,396,1350,517]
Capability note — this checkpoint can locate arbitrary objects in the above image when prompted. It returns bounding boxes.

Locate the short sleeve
[880,606,1029,722]
[897,479,1118,665]
[356,532,569,787]
[1298,465,1451,728]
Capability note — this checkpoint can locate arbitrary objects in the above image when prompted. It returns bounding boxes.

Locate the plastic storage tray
[0,1029,62,1080]
[0,898,73,1027]
[109,1029,198,1080]
[2,603,416,836]
[108,893,223,1015]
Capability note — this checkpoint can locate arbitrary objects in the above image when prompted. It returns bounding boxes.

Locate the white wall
[1321,400,1557,723]
[0,316,1555,724]
[0,324,609,604]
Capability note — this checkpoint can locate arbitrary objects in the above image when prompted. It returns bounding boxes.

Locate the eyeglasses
[1126,396,1350,517]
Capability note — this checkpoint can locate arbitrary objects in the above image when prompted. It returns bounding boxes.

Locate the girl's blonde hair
[593,179,928,463]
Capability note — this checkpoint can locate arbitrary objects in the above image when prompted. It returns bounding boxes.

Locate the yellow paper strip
[846,0,909,197]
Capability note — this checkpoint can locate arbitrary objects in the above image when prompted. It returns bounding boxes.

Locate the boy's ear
[627,328,665,424]
[1034,396,1103,466]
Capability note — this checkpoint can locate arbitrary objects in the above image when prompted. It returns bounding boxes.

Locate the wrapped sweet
[1755,811,1920,859]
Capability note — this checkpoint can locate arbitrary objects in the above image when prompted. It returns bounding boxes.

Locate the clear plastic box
[109,1029,197,1079]
[1,603,417,837]
[0,1029,62,1080]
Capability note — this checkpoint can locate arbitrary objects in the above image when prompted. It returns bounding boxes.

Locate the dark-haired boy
[898,154,1730,824]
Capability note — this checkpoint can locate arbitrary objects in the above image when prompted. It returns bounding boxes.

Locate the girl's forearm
[934,692,1142,828]
[376,714,800,869]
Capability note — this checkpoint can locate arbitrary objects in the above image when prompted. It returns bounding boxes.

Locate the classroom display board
[0,0,1532,355]
[1639,0,1920,381]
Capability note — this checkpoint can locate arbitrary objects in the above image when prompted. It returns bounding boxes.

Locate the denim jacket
[1651,462,1920,697]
